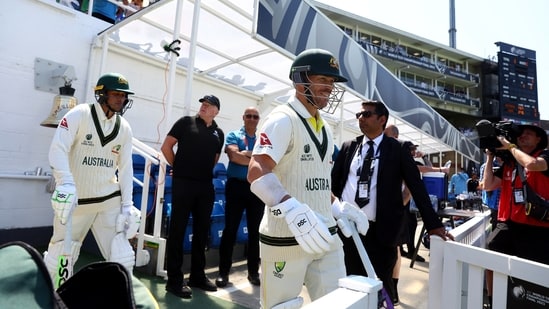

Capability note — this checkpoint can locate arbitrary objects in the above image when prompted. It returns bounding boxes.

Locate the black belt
[78,190,121,205]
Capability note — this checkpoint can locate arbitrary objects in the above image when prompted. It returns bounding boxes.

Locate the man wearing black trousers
[331,100,453,305]
[216,107,264,288]
[161,95,224,298]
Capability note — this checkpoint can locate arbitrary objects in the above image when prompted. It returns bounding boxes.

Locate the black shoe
[247,274,260,286]
[166,284,192,298]
[215,275,228,288]
[399,247,407,256]
[188,278,217,292]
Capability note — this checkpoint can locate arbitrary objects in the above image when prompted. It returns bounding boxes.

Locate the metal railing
[429,212,549,308]
[132,137,170,276]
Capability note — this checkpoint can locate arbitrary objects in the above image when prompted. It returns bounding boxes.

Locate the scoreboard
[496,42,539,124]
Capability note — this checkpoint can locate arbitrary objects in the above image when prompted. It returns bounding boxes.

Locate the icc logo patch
[300,143,313,161]
[81,133,94,146]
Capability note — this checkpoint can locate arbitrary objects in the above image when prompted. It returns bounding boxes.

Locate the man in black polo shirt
[161,95,224,298]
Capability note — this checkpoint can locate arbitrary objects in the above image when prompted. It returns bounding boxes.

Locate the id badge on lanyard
[511,168,525,204]
[357,181,369,199]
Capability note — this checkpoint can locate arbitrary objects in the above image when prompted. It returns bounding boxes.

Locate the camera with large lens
[476,119,521,160]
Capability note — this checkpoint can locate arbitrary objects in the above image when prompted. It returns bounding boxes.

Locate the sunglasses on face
[245,114,260,120]
[355,110,376,119]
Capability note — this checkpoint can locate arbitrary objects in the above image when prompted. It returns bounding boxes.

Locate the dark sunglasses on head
[245,114,260,120]
[355,110,376,119]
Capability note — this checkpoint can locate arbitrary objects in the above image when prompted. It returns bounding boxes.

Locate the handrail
[131,138,170,274]
[132,137,168,166]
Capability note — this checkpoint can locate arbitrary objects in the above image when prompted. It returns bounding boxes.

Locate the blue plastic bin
[209,201,225,248]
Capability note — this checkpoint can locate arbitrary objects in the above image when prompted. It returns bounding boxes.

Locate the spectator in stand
[161,95,224,298]
[448,166,469,200]
[466,171,480,194]
[216,107,264,288]
[92,0,119,24]
[117,0,148,20]
[479,157,502,230]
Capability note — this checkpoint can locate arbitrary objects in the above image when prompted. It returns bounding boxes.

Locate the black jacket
[332,134,443,246]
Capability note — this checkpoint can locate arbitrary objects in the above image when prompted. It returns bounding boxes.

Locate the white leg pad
[109,232,135,272]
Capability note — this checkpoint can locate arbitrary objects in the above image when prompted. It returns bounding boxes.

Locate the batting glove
[271,198,334,254]
[332,199,369,237]
[116,204,141,239]
[51,183,77,225]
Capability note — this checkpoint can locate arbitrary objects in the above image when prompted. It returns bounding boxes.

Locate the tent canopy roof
[104,0,461,155]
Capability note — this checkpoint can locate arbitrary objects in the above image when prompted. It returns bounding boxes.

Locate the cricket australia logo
[273,261,286,278]
[111,145,121,155]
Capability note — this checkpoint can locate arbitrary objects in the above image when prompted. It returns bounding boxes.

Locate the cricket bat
[54,211,73,289]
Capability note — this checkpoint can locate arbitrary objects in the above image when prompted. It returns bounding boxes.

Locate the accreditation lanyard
[356,142,380,200]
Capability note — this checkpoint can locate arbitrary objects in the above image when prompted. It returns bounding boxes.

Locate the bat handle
[63,212,72,254]
[349,221,378,280]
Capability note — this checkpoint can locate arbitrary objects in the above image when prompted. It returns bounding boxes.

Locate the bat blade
[55,211,73,289]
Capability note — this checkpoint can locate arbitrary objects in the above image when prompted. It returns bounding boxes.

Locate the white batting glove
[51,183,77,225]
[116,204,141,239]
[332,199,369,237]
[271,198,334,254]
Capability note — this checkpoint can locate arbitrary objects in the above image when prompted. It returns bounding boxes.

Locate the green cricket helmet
[289,49,348,83]
[94,73,134,95]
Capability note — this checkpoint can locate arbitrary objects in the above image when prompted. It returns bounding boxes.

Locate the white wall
[0,1,110,229]
[0,0,361,229]
[0,1,266,228]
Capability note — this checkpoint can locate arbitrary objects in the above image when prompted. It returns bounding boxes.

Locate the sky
[316,0,549,120]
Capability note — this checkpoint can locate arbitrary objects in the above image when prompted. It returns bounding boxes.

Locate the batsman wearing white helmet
[44,73,140,286]
[248,49,369,309]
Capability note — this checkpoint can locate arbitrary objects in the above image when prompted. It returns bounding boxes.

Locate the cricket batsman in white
[44,73,140,285]
[248,49,369,309]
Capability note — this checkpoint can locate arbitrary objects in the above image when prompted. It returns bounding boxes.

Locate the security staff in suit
[331,100,453,302]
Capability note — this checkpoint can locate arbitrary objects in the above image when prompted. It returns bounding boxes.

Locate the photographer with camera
[482,123,549,266]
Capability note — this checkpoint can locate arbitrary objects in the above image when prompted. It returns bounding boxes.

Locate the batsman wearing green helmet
[44,73,140,284]
[248,49,368,309]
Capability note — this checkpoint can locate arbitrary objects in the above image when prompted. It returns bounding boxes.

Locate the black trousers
[339,221,398,302]
[218,178,264,276]
[166,178,214,286]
